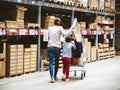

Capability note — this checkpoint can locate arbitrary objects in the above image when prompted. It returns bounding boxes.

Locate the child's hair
[54,18,61,25]
[65,36,71,42]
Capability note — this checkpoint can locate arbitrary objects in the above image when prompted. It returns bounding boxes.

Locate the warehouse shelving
[0,0,115,74]
[2,0,115,16]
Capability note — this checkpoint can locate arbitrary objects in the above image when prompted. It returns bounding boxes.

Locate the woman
[47,18,74,83]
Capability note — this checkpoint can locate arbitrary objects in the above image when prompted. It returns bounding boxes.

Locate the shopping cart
[70,46,87,80]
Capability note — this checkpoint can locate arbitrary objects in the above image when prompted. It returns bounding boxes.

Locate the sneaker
[50,78,55,83]
[54,77,59,81]
[61,74,66,80]
[65,78,69,81]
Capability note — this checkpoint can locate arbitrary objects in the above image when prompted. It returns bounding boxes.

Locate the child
[62,36,76,81]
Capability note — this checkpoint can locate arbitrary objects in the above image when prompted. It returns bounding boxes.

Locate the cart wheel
[81,74,84,80]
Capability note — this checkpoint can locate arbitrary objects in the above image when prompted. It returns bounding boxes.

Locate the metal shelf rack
[2,0,114,16]
[0,0,116,71]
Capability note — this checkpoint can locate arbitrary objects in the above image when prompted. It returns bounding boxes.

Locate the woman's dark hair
[54,18,61,25]
[65,36,71,42]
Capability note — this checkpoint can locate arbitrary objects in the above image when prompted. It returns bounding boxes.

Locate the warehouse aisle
[0,56,120,90]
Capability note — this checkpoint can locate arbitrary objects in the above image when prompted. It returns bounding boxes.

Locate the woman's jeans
[47,46,61,78]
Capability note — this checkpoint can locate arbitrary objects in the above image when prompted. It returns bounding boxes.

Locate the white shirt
[47,26,72,48]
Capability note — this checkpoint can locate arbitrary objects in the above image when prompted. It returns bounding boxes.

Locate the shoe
[65,78,69,81]
[50,77,55,83]
[54,77,59,81]
[61,74,65,80]
[50,79,55,83]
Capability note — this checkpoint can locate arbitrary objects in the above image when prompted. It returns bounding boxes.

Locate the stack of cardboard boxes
[0,22,6,28]
[104,0,115,12]
[88,0,99,9]
[30,45,37,72]
[83,38,91,62]
[24,44,37,73]
[6,45,24,76]
[16,45,24,74]
[6,44,37,76]
[16,5,27,28]
[24,47,31,73]
[3,5,27,28]
[43,16,56,29]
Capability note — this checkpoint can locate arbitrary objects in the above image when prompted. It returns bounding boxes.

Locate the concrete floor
[0,56,120,90]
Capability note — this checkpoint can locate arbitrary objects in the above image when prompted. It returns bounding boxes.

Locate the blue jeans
[47,46,61,78]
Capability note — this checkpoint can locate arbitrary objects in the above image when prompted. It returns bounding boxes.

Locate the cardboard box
[0,42,6,58]
[90,46,97,61]
[0,22,5,28]
[30,44,37,48]
[71,57,79,65]
[5,20,18,28]
[98,0,104,10]
[104,0,111,8]
[79,22,86,30]
[78,0,88,7]
[0,60,5,77]
[88,0,99,9]
[87,42,91,62]
[110,0,115,9]
[26,23,40,28]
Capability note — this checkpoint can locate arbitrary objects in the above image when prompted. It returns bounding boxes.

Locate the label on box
[87,30,91,35]
[0,29,4,35]
[6,28,19,35]
[97,31,101,35]
[101,31,105,35]
[81,30,87,35]
[29,29,36,35]
[40,29,44,35]
[19,29,28,35]
[93,31,97,35]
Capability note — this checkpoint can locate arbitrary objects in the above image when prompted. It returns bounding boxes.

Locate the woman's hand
[70,26,75,30]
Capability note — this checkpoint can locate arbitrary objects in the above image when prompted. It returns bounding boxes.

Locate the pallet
[64,1,74,6]
[104,8,111,12]
[0,76,5,79]
[110,8,116,13]
[99,9,104,12]
[8,74,17,77]
[9,73,23,77]
[45,0,54,3]
[88,6,98,10]
[24,71,36,74]
[74,2,83,8]
[54,0,64,4]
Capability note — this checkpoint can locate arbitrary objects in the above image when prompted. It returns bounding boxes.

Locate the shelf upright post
[113,14,115,56]
[37,3,42,72]
[71,5,75,25]
[95,13,99,60]
[96,29,99,60]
